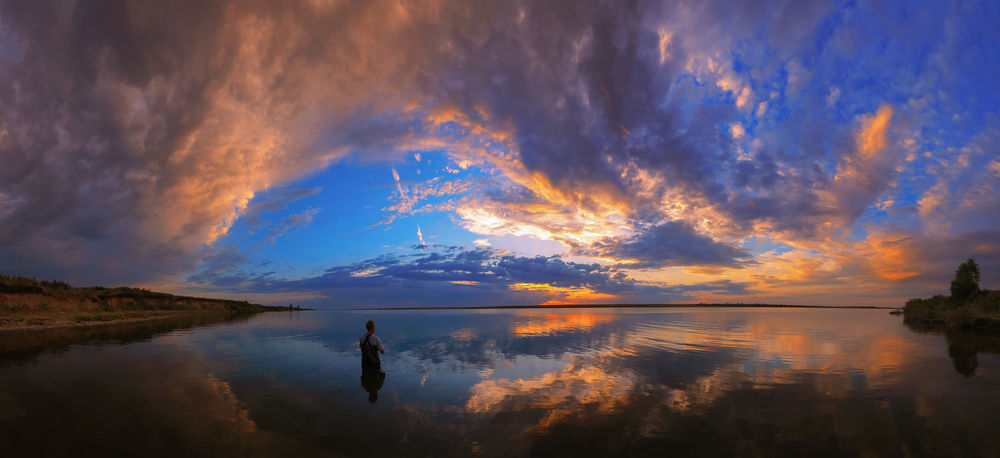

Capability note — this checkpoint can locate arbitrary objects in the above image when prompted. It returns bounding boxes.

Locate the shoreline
[334,303,898,311]
[903,315,1000,330]
[0,309,290,332]
[1,275,305,332]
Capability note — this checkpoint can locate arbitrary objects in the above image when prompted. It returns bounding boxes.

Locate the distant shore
[342,303,897,311]
[0,275,300,332]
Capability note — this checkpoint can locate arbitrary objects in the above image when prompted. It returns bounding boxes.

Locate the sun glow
[508,282,617,304]
[510,313,615,336]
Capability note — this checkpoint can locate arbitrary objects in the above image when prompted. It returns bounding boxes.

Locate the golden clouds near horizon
[508,283,618,305]
[855,231,921,281]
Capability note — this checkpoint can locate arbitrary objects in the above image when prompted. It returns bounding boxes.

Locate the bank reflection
[0,312,254,367]
[0,344,328,457]
[904,320,1000,377]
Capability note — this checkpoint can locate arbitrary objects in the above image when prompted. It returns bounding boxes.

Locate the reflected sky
[2,308,999,457]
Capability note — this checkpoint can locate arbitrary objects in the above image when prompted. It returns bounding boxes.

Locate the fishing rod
[382,326,414,343]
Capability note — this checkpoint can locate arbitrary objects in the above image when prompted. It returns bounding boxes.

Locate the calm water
[2,308,999,457]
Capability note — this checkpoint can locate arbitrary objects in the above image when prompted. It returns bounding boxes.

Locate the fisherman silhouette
[359,320,385,370]
[359,320,387,401]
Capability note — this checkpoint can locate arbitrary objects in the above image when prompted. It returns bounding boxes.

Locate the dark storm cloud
[664,279,753,296]
[0,0,255,283]
[586,221,751,268]
[0,0,466,283]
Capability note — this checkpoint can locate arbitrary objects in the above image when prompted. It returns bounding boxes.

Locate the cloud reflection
[456,309,923,440]
[509,312,615,337]
[6,308,1000,456]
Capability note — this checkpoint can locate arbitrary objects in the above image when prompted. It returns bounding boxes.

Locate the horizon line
[321,303,899,311]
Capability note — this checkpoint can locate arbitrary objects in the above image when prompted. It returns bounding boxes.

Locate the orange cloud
[854,231,920,281]
[856,105,894,160]
[508,282,617,305]
[833,105,895,186]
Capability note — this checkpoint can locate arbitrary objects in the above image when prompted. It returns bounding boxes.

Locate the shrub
[904,295,951,322]
[950,258,981,303]
[968,290,1000,314]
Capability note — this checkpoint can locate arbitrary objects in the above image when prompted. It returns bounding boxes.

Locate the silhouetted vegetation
[950,258,981,302]
[0,274,296,329]
[904,259,1000,328]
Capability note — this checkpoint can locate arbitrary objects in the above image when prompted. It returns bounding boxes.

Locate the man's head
[366,320,375,332]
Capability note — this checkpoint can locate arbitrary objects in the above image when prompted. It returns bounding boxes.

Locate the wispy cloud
[416,224,426,248]
[0,1,996,306]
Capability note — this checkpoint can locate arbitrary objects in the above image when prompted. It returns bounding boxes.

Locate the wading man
[360,320,386,371]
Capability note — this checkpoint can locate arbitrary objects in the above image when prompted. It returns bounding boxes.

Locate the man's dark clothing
[360,333,384,369]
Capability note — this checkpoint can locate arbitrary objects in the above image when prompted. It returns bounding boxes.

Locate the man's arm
[376,337,386,354]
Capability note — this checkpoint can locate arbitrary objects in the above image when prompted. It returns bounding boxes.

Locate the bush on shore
[904,259,1000,328]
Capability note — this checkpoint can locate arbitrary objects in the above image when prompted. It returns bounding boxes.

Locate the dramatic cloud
[585,221,751,268]
[0,1,997,305]
[188,246,633,306]
[182,245,758,306]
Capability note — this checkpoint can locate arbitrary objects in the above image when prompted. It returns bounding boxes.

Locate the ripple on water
[2,307,1000,457]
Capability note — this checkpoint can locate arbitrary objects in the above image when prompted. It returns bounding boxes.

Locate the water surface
[2,307,998,457]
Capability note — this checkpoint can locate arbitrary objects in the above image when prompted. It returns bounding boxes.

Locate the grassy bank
[904,291,1000,328]
[903,258,1000,329]
[0,274,300,331]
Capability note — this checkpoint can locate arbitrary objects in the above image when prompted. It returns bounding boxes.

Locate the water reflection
[1,308,998,456]
[510,312,615,336]
[0,312,254,367]
[904,320,1000,377]
[361,367,386,403]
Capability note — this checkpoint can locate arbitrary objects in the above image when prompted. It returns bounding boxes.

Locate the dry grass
[904,290,1000,328]
[0,274,296,331]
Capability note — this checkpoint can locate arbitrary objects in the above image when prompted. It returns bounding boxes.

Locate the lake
[2,307,999,457]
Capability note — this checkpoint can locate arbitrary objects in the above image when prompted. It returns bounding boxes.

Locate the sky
[0,0,998,307]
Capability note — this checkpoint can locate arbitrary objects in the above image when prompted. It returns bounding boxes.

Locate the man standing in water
[360,320,386,402]
[360,320,386,370]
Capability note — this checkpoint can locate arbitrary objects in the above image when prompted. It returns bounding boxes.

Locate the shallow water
[1,307,998,457]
